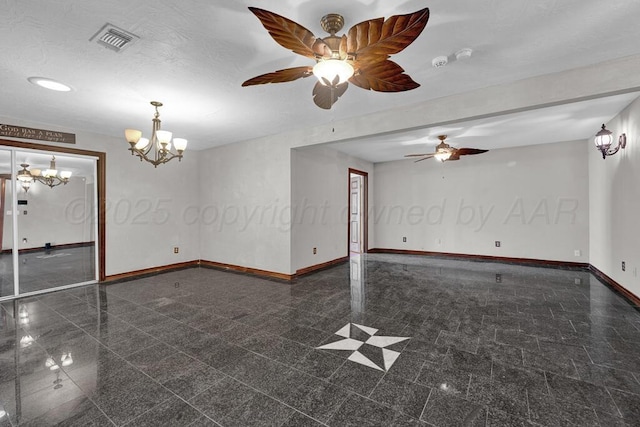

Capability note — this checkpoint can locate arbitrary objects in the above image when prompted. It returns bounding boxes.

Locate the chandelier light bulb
[155,130,172,145]
[173,138,188,152]
[125,129,142,144]
[135,137,150,150]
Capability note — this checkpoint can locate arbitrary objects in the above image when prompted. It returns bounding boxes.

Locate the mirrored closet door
[0,147,99,299]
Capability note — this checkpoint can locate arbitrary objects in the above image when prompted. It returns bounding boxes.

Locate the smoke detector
[455,48,473,61]
[432,56,448,68]
[90,23,139,53]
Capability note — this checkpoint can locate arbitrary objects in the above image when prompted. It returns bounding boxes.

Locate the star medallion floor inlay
[316,323,411,371]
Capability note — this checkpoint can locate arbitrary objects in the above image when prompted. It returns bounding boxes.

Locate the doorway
[348,169,368,255]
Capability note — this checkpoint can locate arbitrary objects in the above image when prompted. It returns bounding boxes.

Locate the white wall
[3,176,93,250]
[0,116,201,277]
[198,137,293,274]
[589,96,640,298]
[374,140,589,262]
[291,146,373,272]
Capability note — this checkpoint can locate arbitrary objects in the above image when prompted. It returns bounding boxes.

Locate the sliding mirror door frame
[0,139,105,299]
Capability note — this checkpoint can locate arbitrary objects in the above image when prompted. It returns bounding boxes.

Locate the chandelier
[125,101,187,167]
[16,156,72,192]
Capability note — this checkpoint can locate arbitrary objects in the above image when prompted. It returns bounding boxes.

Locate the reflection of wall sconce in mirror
[18,305,29,325]
[594,124,627,159]
[0,403,7,421]
[17,164,34,192]
[16,156,72,192]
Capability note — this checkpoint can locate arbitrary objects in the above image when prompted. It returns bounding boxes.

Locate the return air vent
[90,23,139,52]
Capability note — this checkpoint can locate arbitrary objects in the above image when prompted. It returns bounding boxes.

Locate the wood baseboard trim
[296,256,349,277]
[1,241,95,255]
[369,248,589,270]
[104,260,200,283]
[199,260,294,281]
[589,265,640,307]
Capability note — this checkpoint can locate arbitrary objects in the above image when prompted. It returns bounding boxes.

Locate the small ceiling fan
[242,6,430,109]
[405,135,489,163]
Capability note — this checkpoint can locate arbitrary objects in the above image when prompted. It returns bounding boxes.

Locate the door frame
[0,139,106,282]
[347,168,368,255]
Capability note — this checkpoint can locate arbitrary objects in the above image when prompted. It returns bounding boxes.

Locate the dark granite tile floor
[1,254,639,426]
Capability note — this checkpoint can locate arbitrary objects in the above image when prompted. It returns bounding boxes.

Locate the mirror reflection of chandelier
[125,101,188,167]
[16,156,72,192]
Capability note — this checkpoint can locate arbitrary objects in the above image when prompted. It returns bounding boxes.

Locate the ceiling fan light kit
[242,6,430,109]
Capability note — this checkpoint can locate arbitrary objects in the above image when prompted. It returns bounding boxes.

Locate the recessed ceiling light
[27,77,72,92]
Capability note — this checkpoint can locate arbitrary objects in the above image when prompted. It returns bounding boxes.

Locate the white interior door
[350,174,363,253]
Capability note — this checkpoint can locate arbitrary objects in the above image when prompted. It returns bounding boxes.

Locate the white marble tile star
[316,323,410,371]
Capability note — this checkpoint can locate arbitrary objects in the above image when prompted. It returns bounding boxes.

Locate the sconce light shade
[594,124,612,151]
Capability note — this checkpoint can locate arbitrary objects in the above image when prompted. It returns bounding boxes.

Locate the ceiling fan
[405,135,489,162]
[242,6,430,109]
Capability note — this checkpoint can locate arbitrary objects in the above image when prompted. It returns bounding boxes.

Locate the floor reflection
[0,245,95,297]
[349,252,366,323]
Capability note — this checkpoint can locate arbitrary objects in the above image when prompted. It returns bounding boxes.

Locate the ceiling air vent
[90,23,139,52]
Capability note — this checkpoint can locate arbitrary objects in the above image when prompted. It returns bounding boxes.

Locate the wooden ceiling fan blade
[242,66,313,86]
[312,80,348,109]
[445,148,488,161]
[456,148,489,156]
[350,60,419,92]
[248,7,326,59]
[414,155,435,163]
[347,17,383,56]
[347,8,429,60]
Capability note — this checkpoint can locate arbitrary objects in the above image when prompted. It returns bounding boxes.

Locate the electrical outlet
[495,241,501,248]
[496,274,502,283]
[574,278,582,285]
[313,247,317,254]
[622,261,626,271]
[574,250,581,257]
[173,247,179,254]
[402,237,407,242]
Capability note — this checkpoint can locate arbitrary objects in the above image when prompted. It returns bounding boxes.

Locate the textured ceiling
[1,0,640,159]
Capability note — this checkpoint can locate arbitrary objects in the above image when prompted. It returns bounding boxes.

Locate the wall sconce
[594,124,626,159]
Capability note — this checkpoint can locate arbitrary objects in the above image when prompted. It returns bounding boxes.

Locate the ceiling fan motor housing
[320,14,344,35]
